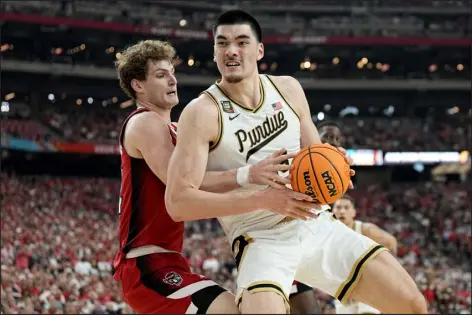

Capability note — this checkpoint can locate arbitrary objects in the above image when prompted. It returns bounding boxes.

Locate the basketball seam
[294,151,311,194]
[307,148,328,205]
[311,150,346,195]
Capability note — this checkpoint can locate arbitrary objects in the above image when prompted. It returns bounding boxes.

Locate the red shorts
[290,281,313,297]
[116,253,226,314]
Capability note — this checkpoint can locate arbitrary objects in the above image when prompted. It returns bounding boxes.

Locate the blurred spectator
[1,173,470,313]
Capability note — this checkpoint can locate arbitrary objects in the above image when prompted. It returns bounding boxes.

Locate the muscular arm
[127,112,240,193]
[362,223,398,251]
[123,112,175,184]
[271,76,322,148]
[165,96,264,222]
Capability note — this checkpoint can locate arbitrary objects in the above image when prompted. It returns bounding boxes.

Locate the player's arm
[362,222,398,252]
[165,97,264,221]
[270,76,322,148]
[271,75,355,187]
[123,112,175,184]
[165,96,316,222]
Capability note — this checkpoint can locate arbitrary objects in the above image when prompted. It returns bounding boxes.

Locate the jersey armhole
[119,108,149,154]
[264,75,300,120]
[200,91,223,152]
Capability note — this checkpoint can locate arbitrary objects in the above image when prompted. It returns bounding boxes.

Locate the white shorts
[231,211,387,310]
[335,299,381,314]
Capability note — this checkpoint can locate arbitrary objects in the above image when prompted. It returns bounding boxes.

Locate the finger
[269,148,287,158]
[349,180,354,190]
[272,153,296,165]
[337,147,347,155]
[289,208,311,221]
[347,156,354,166]
[350,169,356,176]
[269,175,291,185]
[287,211,308,221]
[289,191,313,202]
[292,199,320,212]
[337,147,353,165]
[291,207,318,219]
[267,180,287,190]
[268,164,291,172]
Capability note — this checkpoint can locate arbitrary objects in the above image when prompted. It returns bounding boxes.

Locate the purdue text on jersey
[235,111,288,162]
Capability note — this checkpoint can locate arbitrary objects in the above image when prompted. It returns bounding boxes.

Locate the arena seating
[2,114,468,151]
[1,173,470,314]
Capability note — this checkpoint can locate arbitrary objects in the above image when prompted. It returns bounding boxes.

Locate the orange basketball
[290,144,351,205]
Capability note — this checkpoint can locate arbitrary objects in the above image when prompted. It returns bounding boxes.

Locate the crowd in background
[2,112,469,152]
[1,173,470,314]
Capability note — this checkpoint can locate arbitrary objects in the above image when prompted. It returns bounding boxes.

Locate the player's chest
[220,109,300,163]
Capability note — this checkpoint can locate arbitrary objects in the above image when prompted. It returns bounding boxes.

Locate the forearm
[372,234,397,251]
[165,187,261,222]
[201,169,240,193]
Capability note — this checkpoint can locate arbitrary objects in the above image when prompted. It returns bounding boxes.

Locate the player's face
[319,126,342,147]
[214,24,264,83]
[134,59,178,108]
[332,198,356,225]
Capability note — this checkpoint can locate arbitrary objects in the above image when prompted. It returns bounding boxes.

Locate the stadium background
[1,0,471,314]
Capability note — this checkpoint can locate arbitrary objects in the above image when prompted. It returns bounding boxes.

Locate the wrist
[236,165,252,186]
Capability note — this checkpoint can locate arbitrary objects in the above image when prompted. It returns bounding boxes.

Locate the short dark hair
[213,10,263,42]
[317,120,341,130]
[339,194,356,207]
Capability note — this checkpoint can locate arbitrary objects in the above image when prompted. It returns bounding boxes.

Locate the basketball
[291,144,351,204]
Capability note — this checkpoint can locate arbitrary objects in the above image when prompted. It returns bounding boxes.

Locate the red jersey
[113,107,183,273]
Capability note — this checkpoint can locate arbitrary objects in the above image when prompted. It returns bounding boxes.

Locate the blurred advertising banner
[2,135,469,166]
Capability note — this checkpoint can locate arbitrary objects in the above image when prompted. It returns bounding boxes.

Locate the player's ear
[352,208,357,218]
[257,43,264,61]
[213,54,216,62]
[131,79,144,95]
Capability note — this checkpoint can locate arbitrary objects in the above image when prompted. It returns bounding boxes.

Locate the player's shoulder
[126,109,169,137]
[361,222,378,233]
[266,75,302,90]
[181,93,219,119]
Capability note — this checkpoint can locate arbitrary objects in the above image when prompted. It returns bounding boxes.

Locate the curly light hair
[114,40,176,99]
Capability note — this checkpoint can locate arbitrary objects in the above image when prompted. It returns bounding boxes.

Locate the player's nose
[169,75,177,86]
[225,45,239,57]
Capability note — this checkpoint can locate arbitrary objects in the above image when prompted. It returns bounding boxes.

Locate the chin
[224,75,243,84]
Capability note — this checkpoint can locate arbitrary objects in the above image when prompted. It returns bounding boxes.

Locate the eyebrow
[151,65,174,74]
[216,34,251,40]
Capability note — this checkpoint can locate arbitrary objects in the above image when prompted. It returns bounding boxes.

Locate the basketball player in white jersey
[332,195,398,314]
[165,10,427,314]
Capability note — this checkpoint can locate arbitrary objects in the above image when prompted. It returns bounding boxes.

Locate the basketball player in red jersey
[112,40,307,314]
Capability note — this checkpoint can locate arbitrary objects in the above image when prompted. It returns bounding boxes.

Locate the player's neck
[219,73,261,109]
[136,101,171,122]
[346,221,355,230]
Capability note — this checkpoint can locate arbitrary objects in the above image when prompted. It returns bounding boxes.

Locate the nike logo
[229,113,240,121]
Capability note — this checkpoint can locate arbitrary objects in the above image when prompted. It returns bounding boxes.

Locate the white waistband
[125,245,179,259]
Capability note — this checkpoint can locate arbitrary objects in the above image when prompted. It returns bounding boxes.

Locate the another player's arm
[362,222,398,252]
[123,112,175,184]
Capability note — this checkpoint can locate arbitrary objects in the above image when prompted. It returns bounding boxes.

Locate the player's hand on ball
[248,148,295,189]
[261,187,320,220]
[335,146,356,189]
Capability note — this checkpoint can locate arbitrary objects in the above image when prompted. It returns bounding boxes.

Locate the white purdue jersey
[203,74,301,241]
